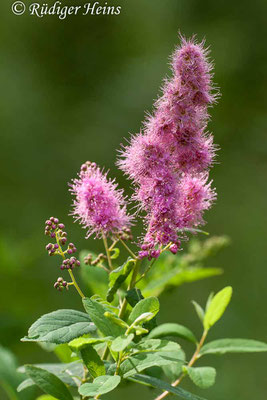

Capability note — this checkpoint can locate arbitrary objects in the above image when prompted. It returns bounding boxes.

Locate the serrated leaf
[128,297,159,325]
[192,301,205,323]
[129,374,207,400]
[83,297,125,337]
[185,366,216,389]
[107,258,136,302]
[69,337,112,351]
[199,338,267,356]
[21,309,96,344]
[79,375,121,397]
[80,345,105,378]
[24,365,73,400]
[120,339,183,378]
[204,287,232,330]
[111,334,134,352]
[148,323,197,344]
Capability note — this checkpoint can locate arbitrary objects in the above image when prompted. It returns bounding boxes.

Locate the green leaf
[106,258,136,303]
[36,396,58,400]
[200,338,267,356]
[69,337,112,351]
[111,334,134,352]
[19,363,83,388]
[125,288,144,307]
[185,366,216,389]
[192,301,205,323]
[80,345,106,378]
[24,365,73,400]
[132,312,155,325]
[205,292,214,312]
[162,362,183,382]
[120,339,183,378]
[110,248,120,259]
[53,344,74,364]
[83,297,125,337]
[129,374,207,400]
[104,312,129,329]
[17,378,35,392]
[79,250,108,299]
[21,309,96,344]
[79,375,121,397]
[128,297,159,325]
[204,286,232,330]
[148,323,197,344]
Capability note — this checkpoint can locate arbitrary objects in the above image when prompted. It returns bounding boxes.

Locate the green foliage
[128,297,159,324]
[69,337,112,350]
[129,374,207,400]
[21,309,96,344]
[200,339,267,356]
[107,258,136,302]
[24,365,73,400]
[184,367,216,389]
[83,297,125,337]
[192,301,205,323]
[0,345,35,400]
[148,323,197,344]
[80,345,106,378]
[16,235,267,400]
[18,362,84,388]
[120,339,184,378]
[79,375,121,397]
[138,237,227,297]
[203,287,232,330]
[111,334,134,352]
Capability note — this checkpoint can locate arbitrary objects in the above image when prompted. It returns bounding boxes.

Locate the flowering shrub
[4,36,266,400]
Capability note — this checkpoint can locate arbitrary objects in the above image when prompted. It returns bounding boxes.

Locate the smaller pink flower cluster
[119,36,218,255]
[70,161,131,238]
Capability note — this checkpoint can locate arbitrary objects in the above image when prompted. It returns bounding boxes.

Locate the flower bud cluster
[116,228,133,241]
[45,217,67,244]
[54,277,68,291]
[84,253,106,266]
[60,257,80,270]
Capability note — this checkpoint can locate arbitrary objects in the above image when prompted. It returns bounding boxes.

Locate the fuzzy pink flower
[177,173,217,228]
[70,161,131,238]
[118,35,218,253]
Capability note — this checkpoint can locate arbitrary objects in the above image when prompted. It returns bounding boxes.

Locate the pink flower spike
[70,161,132,239]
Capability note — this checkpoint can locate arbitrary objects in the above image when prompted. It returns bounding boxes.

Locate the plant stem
[68,269,85,299]
[118,238,137,259]
[102,232,113,270]
[118,259,141,319]
[55,232,85,298]
[154,329,209,400]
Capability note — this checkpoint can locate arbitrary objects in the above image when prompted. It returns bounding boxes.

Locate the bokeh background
[1,0,267,398]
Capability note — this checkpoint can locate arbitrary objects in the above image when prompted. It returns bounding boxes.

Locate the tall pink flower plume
[118,36,218,256]
[70,161,131,238]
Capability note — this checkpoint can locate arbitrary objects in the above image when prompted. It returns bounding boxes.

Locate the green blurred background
[1,0,267,398]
